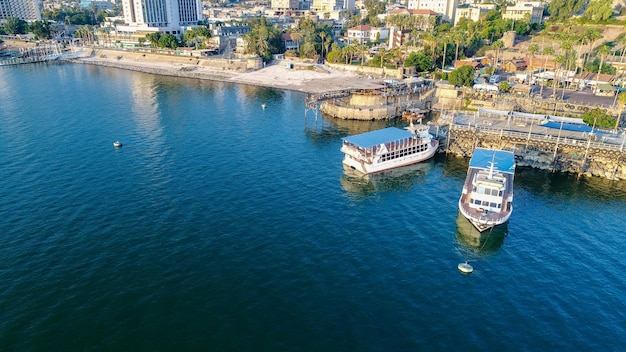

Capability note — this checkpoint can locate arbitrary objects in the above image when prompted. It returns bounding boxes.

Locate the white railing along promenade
[450,123,626,152]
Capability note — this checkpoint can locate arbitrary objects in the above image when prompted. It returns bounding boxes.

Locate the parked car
[489,75,501,84]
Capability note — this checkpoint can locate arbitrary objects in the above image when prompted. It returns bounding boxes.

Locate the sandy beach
[75,50,386,94]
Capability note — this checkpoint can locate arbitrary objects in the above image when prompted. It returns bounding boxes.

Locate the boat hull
[458,198,512,232]
[457,148,515,232]
[342,140,438,174]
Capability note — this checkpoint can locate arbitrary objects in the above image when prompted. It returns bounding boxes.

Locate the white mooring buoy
[458,261,473,273]
[261,104,267,109]
[113,141,122,148]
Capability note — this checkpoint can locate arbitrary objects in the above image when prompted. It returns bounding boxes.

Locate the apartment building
[0,0,42,22]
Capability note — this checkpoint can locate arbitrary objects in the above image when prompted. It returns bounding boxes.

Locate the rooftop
[342,127,414,148]
[469,148,516,174]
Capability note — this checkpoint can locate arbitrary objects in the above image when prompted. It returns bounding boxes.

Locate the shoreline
[68,51,385,94]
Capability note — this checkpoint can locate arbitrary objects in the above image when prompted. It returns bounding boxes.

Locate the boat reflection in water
[455,213,506,255]
[341,160,433,195]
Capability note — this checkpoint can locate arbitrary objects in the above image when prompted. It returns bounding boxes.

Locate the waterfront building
[407,0,458,24]
[502,2,544,24]
[388,8,441,31]
[454,3,495,26]
[345,25,388,45]
[311,0,354,12]
[271,0,299,11]
[0,0,41,22]
[118,0,203,36]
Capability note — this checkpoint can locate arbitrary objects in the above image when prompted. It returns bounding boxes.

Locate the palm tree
[390,47,403,68]
[539,46,554,97]
[452,30,464,63]
[492,40,504,73]
[319,31,327,58]
[256,36,269,58]
[582,28,602,70]
[594,45,611,93]
[553,54,565,99]
[378,47,387,68]
[615,92,626,129]
[74,25,94,45]
[528,43,539,76]
[290,31,303,53]
[357,44,368,66]
[559,38,574,97]
[574,33,588,74]
[324,38,332,61]
[440,33,449,72]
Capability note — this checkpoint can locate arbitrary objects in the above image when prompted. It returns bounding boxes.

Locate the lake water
[1,63,626,351]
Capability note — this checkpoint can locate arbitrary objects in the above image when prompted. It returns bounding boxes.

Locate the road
[532,87,617,108]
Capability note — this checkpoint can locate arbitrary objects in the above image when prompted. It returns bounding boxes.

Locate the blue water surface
[1,63,626,351]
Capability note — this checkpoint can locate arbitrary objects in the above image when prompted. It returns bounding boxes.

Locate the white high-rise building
[0,0,41,22]
[407,0,458,24]
[121,0,202,35]
[271,0,299,10]
[311,0,354,12]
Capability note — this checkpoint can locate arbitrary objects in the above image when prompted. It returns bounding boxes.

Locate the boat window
[482,200,489,206]
[477,186,485,194]
[497,204,502,208]
[490,202,497,208]
[499,190,503,196]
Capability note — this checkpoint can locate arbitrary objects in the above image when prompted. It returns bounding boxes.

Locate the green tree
[548,0,585,20]
[241,16,283,62]
[158,34,179,49]
[4,17,27,35]
[289,31,303,53]
[582,108,616,128]
[582,28,602,70]
[584,0,613,22]
[404,52,433,72]
[363,0,385,22]
[448,65,475,87]
[29,20,51,39]
[74,25,94,45]
[145,32,162,48]
[184,26,211,48]
[498,81,511,93]
[327,47,342,63]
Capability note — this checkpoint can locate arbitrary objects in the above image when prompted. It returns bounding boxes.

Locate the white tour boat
[458,148,515,232]
[340,123,438,174]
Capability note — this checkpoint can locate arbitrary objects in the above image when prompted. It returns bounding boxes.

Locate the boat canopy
[469,148,515,174]
[342,127,415,148]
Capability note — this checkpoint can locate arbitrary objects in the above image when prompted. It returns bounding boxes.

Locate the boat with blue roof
[340,122,438,174]
[458,148,516,232]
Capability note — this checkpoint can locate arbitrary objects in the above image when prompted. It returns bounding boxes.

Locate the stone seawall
[67,49,251,83]
[445,126,626,180]
[320,89,435,120]
[320,102,400,120]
